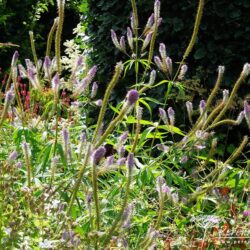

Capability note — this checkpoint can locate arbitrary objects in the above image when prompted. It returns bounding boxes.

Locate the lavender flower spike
[126,89,139,106]
[111,29,121,50]
[8,151,18,162]
[154,56,163,70]
[11,51,19,67]
[166,57,173,76]
[5,88,15,104]
[92,146,106,165]
[159,108,168,125]
[127,27,134,50]
[52,73,60,92]
[91,82,98,99]
[149,70,156,86]
[119,131,129,144]
[159,43,167,60]
[178,64,188,80]
[145,13,154,30]
[154,0,161,20]
[87,65,97,83]
[119,36,126,53]
[167,107,175,126]
[142,32,152,51]
[126,153,134,171]
[199,100,206,115]
[243,100,250,128]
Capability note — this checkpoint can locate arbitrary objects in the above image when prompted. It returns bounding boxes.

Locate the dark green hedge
[86,0,250,87]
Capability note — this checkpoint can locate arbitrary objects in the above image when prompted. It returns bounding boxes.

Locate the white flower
[39,239,54,249]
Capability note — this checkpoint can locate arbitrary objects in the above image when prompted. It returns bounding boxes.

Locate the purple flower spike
[186,101,193,115]
[127,27,134,50]
[159,43,167,60]
[87,65,97,82]
[167,107,175,126]
[106,155,114,167]
[119,131,129,144]
[126,153,134,170]
[166,57,173,75]
[8,151,18,162]
[146,13,154,29]
[178,64,188,80]
[154,56,162,70]
[149,70,156,85]
[119,36,126,52]
[62,127,69,145]
[44,56,51,69]
[11,51,19,67]
[157,17,163,27]
[91,82,98,99]
[6,89,15,103]
[243,100,250,128]
[117,157,126,166]
[52,73,60,92]
[159,108,168,124]
[154,0,161,19]
[142,32,152,51]
[111,29,121,49]
[92,146,106,165]
[126,89,139,106]
[76,56,83,67]
[199,100,206,114]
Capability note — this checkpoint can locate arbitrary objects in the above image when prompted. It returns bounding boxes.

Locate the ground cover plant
[0,0,249,249]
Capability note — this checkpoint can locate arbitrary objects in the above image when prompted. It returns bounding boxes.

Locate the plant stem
[46,18,58,57]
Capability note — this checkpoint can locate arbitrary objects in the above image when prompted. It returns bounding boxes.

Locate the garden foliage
[0,0,249,249]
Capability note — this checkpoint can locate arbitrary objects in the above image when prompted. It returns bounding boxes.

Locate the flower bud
[146,13,154,29]
[218,65,225,75]
[94,99,103,107]
[222,89,229,103]
[242,63,250,77]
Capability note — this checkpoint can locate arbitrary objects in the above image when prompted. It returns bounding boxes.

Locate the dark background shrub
[85,0,250,89]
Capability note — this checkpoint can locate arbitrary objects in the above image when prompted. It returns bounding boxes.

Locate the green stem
[67,143,91,216]
[55,0,65,74]
[92,63,123,144]
[46,18,58,57]
[92,163,100,231]
[102,167,132,246]
[173,0,205,81]
[29,31,38,68]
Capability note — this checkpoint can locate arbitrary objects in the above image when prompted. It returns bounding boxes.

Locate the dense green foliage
[0,0,249,249]
[86,0,250,86]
